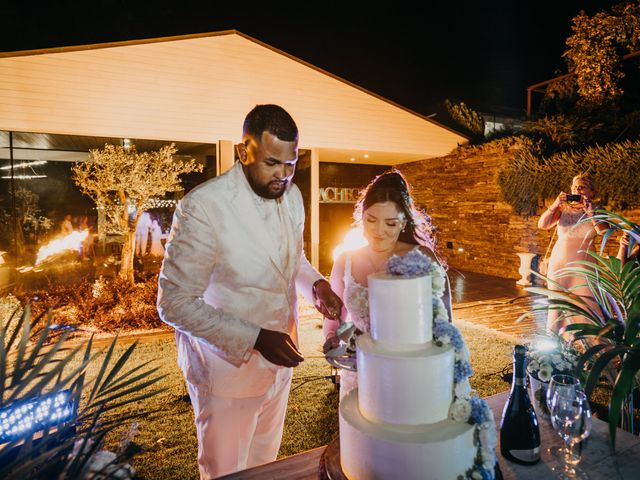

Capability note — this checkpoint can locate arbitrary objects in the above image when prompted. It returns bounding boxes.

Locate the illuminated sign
[319,187,360,203]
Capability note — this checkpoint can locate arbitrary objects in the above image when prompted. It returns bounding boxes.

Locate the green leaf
[563,323,609,337]
[87,333,119,403]
[9,329,71,390]
[7,337,84,404]
[98,364,161,398]
[623,301,640,344]
[91,375,167,409]
[599,227,617,256]
[583,345,629,397]
[5,303,29,356]
[96,339,139,395]
[95,387,167,415]
[11,304,33,385]
[607,352,640,450]
[576,343,611,373]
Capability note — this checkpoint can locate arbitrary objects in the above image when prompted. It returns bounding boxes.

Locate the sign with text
[319,187,360,203]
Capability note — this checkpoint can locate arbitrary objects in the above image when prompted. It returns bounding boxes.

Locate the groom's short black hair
[243,104,298,142]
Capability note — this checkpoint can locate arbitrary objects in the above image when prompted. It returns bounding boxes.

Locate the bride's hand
[313,279,343,320]
[323,335,341,354]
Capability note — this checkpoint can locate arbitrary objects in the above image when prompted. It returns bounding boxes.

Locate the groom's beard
[246,175,289,199]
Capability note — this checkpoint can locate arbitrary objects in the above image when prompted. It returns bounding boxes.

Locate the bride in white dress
[323,170,452,400]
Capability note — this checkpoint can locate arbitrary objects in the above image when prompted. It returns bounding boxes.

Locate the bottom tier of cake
[339,389,477,480]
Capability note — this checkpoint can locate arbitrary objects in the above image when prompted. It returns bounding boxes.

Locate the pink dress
[339,254,371,400]
[548,205,597,297]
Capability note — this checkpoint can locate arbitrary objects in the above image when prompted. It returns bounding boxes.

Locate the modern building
[0,30,466,272]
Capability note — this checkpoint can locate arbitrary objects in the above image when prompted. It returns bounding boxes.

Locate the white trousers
[186,366,293,479]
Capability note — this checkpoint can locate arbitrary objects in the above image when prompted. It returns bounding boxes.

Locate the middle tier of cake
[356,334,454,425]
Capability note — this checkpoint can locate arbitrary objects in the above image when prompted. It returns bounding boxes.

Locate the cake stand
[318,437,346,480]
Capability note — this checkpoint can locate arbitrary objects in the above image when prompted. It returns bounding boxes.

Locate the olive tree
[72,143,202,283]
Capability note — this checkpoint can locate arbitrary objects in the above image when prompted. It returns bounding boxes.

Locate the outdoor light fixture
[0,160,48,170]
[1,175,47,180]
[0,390,76,444]
[145,198,178,209]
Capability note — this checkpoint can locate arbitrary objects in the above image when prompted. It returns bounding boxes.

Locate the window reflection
[0,131,214,292]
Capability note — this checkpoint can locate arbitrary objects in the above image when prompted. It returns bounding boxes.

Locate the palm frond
[525,209,640,450]
[0,301,165,478]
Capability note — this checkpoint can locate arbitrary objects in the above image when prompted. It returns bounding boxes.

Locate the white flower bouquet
[525,334,579,419]
[526,334,579,382]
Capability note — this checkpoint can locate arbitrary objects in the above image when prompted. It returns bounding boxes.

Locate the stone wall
[398,142,640,279]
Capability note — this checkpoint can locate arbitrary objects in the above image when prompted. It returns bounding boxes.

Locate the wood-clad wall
[0,33,464,156]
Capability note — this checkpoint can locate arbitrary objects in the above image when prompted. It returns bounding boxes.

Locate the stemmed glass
[546,374,583,458]
[550,390,592,479]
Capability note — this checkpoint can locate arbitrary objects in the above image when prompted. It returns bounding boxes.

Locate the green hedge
[498,138,640,217]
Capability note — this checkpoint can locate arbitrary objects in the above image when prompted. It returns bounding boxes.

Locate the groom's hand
[254,328,304,367]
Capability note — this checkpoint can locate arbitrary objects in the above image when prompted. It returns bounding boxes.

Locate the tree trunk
[14,218,26,261]
[119,230,136,284]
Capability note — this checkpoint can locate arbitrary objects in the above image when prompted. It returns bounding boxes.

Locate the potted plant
[525,209,640,449]
[0,303,165,478]
[525,334,580,420]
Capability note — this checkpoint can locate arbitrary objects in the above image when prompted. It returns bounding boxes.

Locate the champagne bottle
[500,345,541,465]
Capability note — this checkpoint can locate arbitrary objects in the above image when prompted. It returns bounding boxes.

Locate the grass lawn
[85,316,515,479]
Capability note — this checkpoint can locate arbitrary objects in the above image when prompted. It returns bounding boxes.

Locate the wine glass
[550,390,592,479]
[546,374,583,458]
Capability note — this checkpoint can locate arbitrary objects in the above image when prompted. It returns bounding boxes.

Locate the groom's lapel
[227,164,285,278]
[280,190,301,278]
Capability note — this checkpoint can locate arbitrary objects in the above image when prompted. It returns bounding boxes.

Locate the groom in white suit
[158,105,342,479]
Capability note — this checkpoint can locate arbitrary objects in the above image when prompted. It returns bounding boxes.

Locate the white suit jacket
[157,162,322,398]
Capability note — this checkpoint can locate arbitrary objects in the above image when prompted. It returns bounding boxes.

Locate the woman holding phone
[537,173,607,334]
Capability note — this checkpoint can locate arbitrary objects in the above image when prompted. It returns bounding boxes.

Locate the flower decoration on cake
[387,249,448,297]
[387,248,432,277]
[460,398,497,480]
[415,257,497,479]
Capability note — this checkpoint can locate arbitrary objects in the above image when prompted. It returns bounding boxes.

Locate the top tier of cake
[368,272,433,347]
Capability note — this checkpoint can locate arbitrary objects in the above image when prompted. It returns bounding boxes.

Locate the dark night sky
[0,1,623,119]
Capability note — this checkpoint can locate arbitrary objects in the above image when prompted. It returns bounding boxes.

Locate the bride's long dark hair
[353,169,435,251]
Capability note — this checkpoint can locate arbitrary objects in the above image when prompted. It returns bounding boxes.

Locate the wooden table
[219,391,640,479]
[485,392,640,480]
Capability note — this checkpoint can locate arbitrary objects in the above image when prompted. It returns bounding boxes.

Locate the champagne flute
[546,374,582,458]
[550,390,592,479]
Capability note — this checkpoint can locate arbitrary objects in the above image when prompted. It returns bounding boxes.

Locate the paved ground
[448,268,546,342]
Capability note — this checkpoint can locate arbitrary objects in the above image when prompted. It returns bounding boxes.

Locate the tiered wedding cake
[338,250,497,480]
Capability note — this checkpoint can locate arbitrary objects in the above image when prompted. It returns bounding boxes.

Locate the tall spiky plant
[522,210,640,449]
[0,304,166,478]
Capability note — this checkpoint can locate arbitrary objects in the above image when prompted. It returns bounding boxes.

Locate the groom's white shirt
[157,161,322,398]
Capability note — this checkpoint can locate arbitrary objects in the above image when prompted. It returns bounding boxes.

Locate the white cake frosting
[356,334,454,425]
[338,267,496,480]
[340,388,476,480]
[368,273,432,346]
